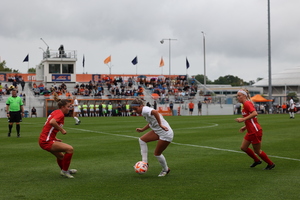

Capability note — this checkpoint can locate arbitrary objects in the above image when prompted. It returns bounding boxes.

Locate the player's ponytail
[53,92,70,108]
[131,98,144,106]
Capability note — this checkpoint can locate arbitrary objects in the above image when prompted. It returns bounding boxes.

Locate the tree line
[194,74,263,86]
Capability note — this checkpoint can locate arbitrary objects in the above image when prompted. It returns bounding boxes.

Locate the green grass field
[0,114,299,200]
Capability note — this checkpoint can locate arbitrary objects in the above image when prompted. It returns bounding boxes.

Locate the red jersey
[242,101,261,134]
[39,109,65,142]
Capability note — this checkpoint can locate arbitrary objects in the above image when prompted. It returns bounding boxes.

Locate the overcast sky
[1,0,300,82]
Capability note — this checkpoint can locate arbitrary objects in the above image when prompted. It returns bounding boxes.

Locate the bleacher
[0,75,235,118]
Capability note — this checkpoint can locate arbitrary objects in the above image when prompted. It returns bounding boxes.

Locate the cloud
[1,0,300,82]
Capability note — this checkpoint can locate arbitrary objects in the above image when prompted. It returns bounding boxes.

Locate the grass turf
[0,114,299,200]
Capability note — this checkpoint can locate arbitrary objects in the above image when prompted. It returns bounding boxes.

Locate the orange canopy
[251,94,273,102]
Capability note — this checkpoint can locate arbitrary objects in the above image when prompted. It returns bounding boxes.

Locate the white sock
[139,138,148,163]
[74,117,79,122]
[155,154,168,171]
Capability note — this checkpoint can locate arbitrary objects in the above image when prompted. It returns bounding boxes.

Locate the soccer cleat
[8,133,11,137]
[69,169,77,174]
[60,170,74,178]
[250,160,262,168]
[264,163,275,170]
[158,168,170,177]
[78,120,81,124]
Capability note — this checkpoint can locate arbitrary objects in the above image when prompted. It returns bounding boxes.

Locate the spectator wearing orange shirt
[188,101,194,115]
[281,103,287,113]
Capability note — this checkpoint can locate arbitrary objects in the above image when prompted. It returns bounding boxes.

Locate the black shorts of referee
[8,111,22,123]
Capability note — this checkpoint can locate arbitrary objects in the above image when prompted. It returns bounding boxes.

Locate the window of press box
[62,64,74,73]
[49,64,61,73]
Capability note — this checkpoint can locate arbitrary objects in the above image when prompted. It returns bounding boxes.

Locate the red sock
[245,148,260,162]
[62,153,73,171]
[57,158,63,169]
[259,151,273,165]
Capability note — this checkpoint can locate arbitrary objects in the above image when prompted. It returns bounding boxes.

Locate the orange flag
[104,55,111,64]
[159,57,164,67]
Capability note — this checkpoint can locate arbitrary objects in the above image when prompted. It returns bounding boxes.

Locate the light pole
[201,31,206,95]
[160,38,177,77]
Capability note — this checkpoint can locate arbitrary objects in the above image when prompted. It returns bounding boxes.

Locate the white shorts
[155,129,174,142]
[74,107,80,113]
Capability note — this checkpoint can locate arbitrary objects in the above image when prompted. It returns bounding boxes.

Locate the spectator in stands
[38,83,45,93]
[53,82,58,90]
[31,107,37,117]
[80,83,85,88]
[20,80,25,91]
[33,87,41,96]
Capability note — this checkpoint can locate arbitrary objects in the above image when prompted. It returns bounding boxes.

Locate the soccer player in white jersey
[289,97,295,119]
[131,98,174,177]
[72,96,81,125]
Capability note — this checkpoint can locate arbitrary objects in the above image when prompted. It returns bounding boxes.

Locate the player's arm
[151,109,168,131]
[49,118,66,134]
[235,111,258,123]
[239,126,247,133]
[136,124,150,133]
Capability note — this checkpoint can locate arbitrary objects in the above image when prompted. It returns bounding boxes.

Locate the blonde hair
[238,89,254,104]
[53,92,70,108]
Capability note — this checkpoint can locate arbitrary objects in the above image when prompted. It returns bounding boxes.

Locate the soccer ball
[134,161,148,174]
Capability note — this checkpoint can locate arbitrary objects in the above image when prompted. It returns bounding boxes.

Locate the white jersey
[141,106,174,142]
[73,99,80,113]
[290,99,295,109]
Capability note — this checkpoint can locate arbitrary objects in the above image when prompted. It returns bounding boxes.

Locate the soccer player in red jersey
[235,89,275,170]
[39,93,77,178]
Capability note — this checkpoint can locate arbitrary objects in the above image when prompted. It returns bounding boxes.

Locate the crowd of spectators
[72,77,144,98]
[142,76,198,104]
[32,82,68,97]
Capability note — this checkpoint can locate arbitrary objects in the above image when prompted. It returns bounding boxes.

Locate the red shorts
[244,130,262,144]
[39,139,55,152]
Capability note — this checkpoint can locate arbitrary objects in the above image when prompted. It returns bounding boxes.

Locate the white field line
[68,127,300,162]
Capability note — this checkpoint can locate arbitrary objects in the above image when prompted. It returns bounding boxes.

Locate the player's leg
[139,131,159,163]
[51,142,75,178]
[155,139,171,177]
[252,143,275,169]
[241,138,261,167]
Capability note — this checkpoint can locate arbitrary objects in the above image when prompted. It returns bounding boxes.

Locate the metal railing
[42,50,77,60]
